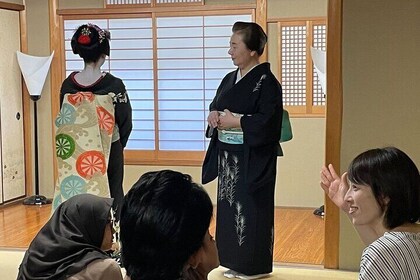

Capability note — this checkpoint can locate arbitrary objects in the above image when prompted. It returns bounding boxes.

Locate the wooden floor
[0,203,324,265]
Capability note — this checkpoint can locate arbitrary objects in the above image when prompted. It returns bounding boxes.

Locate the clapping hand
[320,164,350,212]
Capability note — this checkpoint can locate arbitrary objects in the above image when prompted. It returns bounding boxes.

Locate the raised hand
[320,164,349,212]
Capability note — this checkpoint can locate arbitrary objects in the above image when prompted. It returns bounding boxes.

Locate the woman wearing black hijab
[17,194,122,280]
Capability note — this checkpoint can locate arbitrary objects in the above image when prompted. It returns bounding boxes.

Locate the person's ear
[382,196,390,206]
[187,247,203,269]
[250,50,256,57]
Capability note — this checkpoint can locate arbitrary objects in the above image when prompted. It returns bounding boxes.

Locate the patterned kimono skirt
[216,141,275,275]
[52,92,115,212]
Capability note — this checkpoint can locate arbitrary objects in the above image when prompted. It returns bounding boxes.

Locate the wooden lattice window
[277,20,326,116]
[281,25,306,107]
[312,24,326,107]
[105,0,203,7]
[106,0,151,5]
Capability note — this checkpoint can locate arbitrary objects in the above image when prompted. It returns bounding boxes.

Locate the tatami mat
[1,249,359,280]
[209,265,358,280]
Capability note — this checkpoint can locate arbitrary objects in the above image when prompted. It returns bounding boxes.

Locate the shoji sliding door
[0,8,25,203]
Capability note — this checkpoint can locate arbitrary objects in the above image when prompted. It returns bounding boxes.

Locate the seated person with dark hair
[320,147,420,279]
[120,170,219,280]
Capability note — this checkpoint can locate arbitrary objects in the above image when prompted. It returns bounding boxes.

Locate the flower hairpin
[87,23,110,44]
[98,29,110,44]
[78,27,91,45]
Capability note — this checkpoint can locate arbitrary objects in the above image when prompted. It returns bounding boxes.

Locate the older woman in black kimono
[202,22,283,279]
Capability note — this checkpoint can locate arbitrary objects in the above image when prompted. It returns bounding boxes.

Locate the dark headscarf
[17,194,114,280]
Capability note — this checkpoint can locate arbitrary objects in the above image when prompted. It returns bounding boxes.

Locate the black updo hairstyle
[232,21,267,56]
[71,23,111,63]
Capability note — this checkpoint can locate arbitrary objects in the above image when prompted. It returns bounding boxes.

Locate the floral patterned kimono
[202,63,283,275]
[52,92,115,212]
[52,72,132,217]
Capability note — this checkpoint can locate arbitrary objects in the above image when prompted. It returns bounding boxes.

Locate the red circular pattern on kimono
[96,106,115,135]
[76,151,106,178]
[67,92,95,106]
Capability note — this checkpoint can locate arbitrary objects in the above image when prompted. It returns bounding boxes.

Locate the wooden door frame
[324,0,343,269]
[259,0,343,269]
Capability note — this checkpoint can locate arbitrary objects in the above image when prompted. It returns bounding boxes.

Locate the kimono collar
[236,63,259,84]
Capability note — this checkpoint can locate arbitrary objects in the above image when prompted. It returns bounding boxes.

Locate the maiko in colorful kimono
[52,92,115,211]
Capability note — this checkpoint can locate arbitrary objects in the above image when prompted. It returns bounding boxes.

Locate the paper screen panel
[281,25,307,106]
[0,9,25,202]
[312,24,326,106]
[64,14,251,153]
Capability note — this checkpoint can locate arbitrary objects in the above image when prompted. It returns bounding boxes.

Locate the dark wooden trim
[323,0,343,269]
[0,1,24,11]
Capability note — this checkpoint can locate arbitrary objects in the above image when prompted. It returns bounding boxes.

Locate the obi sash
[217,111,244,144]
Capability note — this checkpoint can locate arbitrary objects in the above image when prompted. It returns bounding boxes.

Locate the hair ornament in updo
[87,23,111,43]
[77,27,92,45]
[71,23,111,62]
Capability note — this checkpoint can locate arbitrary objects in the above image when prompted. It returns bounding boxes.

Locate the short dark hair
[348,147,420,229]
[232,21,267,55]
[120,170,213,280]
[71,23,111,63]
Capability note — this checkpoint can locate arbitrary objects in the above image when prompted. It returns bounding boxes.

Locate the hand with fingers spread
[320,164,350,212]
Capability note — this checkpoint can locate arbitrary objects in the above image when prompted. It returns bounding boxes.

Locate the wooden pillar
[255,0,267,62]
[324,0,343,269]
[49,0,62,182]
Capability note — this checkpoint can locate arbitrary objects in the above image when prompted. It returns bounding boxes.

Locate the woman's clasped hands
[207,109,241,130]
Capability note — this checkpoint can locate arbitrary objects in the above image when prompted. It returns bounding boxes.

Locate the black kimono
[60,72,132,219]
[202,63,283,275]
